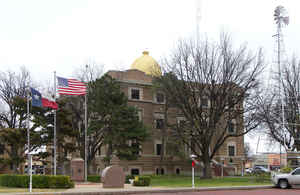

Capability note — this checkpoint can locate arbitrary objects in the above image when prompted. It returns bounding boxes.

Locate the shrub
[0,174,74,188]
[48,175,74,188]
[133,176,151,186]
[253,172,271,182]
[280,166,292,173]
[125,175,134,184]
[87,175,101,183]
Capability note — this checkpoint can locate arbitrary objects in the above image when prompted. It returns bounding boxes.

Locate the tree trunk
[104,142,113,167]
[11,147,19,174]
[88,159,97,175]
[12,163,19,174]
[201,153,212,179]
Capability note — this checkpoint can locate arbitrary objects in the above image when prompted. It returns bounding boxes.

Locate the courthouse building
[94,51,245,176]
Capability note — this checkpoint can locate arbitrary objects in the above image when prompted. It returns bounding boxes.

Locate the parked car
[272,167,300,189]
[245,168,253,174]
[252,166,269,173]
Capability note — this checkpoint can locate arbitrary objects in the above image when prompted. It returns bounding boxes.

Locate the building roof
[131,51,162,76]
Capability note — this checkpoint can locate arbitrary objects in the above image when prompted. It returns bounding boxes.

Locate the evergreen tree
[87,74,149,167]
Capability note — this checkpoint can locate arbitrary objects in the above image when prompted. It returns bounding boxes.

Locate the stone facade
[92,69,245,176]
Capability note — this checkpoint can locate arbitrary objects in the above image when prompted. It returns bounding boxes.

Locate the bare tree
[0,67,31,129]
[258,57,300,151]
[73,62,104,82]
[155,34,264,178]
[0,67,35,173]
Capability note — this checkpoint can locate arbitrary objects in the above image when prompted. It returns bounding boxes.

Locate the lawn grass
[0,186,66,193]
[0,175,271,193]
[150,175,271,188]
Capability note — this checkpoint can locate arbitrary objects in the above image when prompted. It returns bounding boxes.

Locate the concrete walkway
[7,183,274,195]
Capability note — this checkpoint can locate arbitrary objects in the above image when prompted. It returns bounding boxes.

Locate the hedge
[0,174,74,188]
[133,176,151,186]
[87,175,101,183]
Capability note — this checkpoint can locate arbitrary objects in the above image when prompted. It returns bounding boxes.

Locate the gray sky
[1,0,298,81]
[0,0,298,153]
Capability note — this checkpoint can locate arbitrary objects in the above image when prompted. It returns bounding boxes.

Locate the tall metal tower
[273,5,289,164]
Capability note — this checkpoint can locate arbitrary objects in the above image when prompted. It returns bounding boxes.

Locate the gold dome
[131,51,162,76]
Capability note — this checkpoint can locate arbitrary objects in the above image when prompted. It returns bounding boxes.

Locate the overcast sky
[0,0,298,153]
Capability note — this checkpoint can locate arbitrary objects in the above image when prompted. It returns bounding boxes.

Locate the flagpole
[54,71,57,175]
[84,93,87,182]
[85,64,88,182]
[27,88,32,192]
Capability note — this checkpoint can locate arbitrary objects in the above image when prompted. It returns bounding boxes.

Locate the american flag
[57,76,87,95]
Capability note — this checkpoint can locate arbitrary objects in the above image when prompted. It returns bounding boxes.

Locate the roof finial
[142,51,149,55]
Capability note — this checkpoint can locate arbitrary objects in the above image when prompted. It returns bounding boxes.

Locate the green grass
[150,175,271,188]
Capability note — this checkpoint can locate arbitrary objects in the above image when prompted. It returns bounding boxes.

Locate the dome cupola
[131,51,162,76]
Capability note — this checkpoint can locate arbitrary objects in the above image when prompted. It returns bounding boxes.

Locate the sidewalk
[8,183,273,195]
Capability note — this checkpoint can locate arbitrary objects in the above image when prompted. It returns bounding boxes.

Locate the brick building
[94,51,245,176]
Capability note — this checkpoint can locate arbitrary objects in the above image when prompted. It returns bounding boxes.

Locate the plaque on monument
[101,165,125,188]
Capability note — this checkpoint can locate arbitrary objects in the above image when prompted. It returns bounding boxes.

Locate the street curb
[8,185,274,195]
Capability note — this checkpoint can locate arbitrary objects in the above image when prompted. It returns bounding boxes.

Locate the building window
[156,168,165,175]
[176,168,180,175]
[291,159,298,166]
[201,97,209,107]
[178,120,186,128]
[228,145,235,156]
[227,121,235,134]
[131,168,140,175]
[156,119,164,129]
[156,93,165,103]
[131,89,140,100]
[156,144,162,155]
[131,142,140,155]
[0,144,4,155]
[177,117,186,129]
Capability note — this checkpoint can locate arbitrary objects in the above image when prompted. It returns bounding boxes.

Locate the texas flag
[42,98,58,110]
[30,88,58,110]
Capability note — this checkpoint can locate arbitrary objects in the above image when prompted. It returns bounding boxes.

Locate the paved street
[135,189,300,195]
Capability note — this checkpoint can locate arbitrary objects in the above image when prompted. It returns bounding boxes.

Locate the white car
[245,168,253,174]
[271,167,300,189]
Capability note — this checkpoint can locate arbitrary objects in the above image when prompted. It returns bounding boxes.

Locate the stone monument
[70,158,84,182]
[101,165,125,188]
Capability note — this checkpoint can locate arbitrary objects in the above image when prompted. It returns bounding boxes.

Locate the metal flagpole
[192,165,195,188]
[84,64,88,182]
[54,71,57,175]
[84,93,87,182]
[27,88,32,192]
[30,154,32,192]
